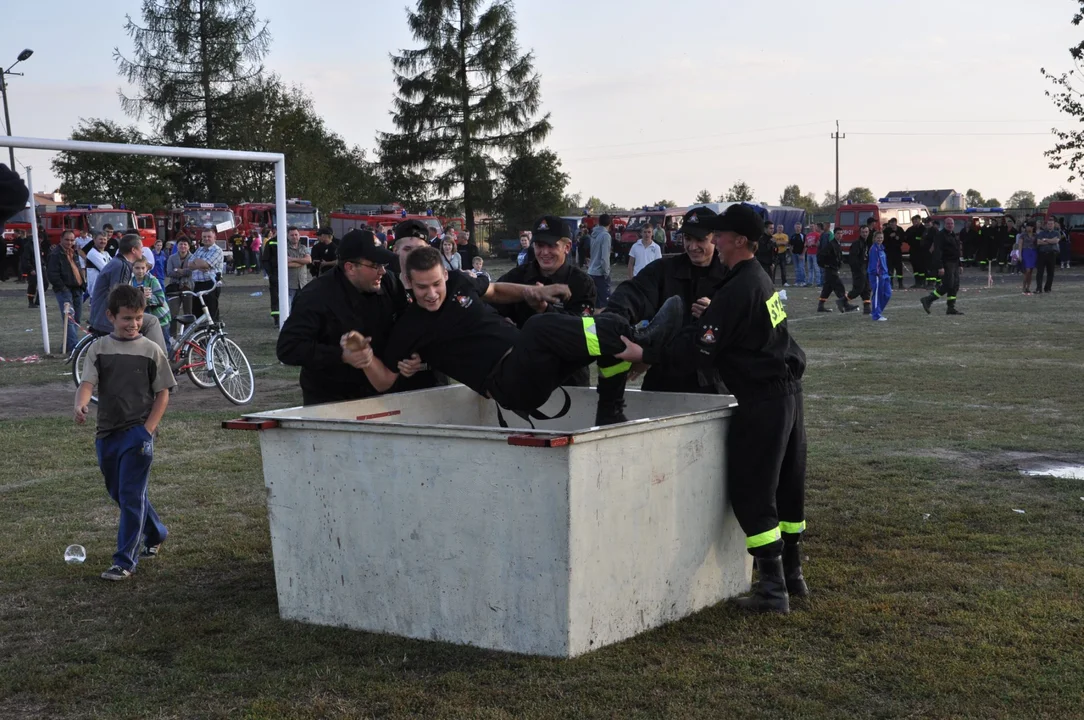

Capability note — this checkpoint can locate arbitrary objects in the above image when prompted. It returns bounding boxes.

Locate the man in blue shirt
[89,234,168,353]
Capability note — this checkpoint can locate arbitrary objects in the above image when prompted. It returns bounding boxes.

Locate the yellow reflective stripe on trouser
[582,316,601,356]
[598,361,631,378]
[779,520,806,534]
[746,526,781,549]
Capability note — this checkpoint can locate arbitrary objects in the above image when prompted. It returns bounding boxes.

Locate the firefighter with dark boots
[922,219,941,288]
[846,225,873,314]
[882,217,906,290]
[261,226,280,327]
[497,216,597,387]
[816,229,855,312]
[906,216,928,288]
[921,217,963,315]
[20,236,43,307]
[997,216,1015,273]
[594,206,730,425]
[613,203,809,614]
[229,229,247,275]
[354,245,685,422]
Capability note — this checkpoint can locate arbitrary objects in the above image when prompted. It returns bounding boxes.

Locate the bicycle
[71,284,255,405]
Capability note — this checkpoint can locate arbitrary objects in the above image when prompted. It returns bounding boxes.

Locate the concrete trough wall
[246,385,748,657]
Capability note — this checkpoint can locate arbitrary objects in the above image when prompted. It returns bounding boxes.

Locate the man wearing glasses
[276,229,425,406]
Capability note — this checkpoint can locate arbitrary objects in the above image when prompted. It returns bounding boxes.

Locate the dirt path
[0,376,302,421]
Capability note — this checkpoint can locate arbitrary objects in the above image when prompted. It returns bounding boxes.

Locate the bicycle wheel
[208,336,254,405]
[184,330,215,389]
[71,336,99,404]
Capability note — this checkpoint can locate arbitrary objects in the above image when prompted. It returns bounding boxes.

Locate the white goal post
[0,135,292,355]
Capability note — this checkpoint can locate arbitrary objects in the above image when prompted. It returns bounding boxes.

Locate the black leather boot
[817,301,833,313]
[782,542,809,597]
[594,398,628,426]
[733,555,789,614]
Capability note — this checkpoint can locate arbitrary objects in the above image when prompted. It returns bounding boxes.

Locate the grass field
[1,262,1083,719]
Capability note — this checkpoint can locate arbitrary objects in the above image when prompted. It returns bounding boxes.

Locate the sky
[4,0,1084,209]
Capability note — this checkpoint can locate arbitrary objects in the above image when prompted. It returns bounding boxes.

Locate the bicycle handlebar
[178,281,224,299]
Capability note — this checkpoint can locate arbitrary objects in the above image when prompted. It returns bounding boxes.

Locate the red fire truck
[834,197,930,255]
[1045,200,1084,259]
[2,206,33,242]
[40,205,138,246]
[618,206,686,257]
[136,214,158,247]
[167,203,237,244]
[233,199,320,242]
[329,204,442,241]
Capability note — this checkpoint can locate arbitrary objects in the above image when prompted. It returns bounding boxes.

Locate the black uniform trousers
[847,267,871,303]
[910,249,927,285]
[727,387,807,558]
[819,268,846,301]
[488,312,633,413]
[192,280,220,323]
[886,248,904,287]
[1036,251,1057,292]
[930,262,960,303]
[268,279,280,325]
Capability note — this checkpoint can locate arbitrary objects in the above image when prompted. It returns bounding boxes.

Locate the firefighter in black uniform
[905,216,928,288]
[921,217,963,316]
[921,219,942,288]
[997,216,1016,272]
[277,229,435,405]
[228,229,247,275]
[613,203,809,614]
[845,225,872,314]
[261,226,280,327]
[496,216,596,387]
[594,206,730,425]
[352,244,684,422]
[882,217,906,290]
[816,229,855,312]
[755,220,776,280]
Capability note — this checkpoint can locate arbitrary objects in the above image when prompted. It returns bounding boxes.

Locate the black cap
[532,215,569,245]
[714,203,764,242]
[338,229,396,265]
[393,219,429,242]
[681,207,719,240]
[317,226,333,237]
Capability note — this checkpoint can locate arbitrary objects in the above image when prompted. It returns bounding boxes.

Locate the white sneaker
[876,316,888,322]
[783,283,790,287]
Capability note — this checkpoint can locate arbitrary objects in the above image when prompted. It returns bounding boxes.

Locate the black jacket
[882,225,905,254]
[929,230,961,273]
[817,236,843,270]
[656,258,805,403]
[755,233,776,266]
[496,259,597,327]
[848,236,869,274]
[904,225,926,258]
[606,251,729,392]
[0,163,29,228]
[46,245,85,291]
[276,266,416,405]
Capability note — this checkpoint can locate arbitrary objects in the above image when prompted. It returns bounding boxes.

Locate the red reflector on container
[222,418,279,430]
[507,434,573,448]
[355,410,402,421]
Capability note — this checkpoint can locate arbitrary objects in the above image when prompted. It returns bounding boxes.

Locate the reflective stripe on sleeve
[598,361,632,378]
[582,316,601,356]
[746,526,781,549]
[779,520,806,534]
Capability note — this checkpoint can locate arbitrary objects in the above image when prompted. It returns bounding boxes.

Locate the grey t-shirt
[82,334,176,438]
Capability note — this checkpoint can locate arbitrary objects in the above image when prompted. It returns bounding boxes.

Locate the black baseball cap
[317,226,333,237]
[393,219,429,242]
[338,229,396,265]
[681,207,719,240]
[714,203,765,242]
[532,215,569,245]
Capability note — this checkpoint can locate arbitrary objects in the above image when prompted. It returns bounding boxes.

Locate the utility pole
[831,120,846,208]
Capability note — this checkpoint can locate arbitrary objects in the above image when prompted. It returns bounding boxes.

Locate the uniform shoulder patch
[766,292,787,328]
[699,325,717,344]
[454,293,473,308]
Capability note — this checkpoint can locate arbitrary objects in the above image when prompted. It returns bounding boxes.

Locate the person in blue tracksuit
[868,231,891,322]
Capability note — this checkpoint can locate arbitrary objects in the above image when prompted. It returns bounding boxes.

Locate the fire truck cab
[2,206,33,242]
[1044,201,1084,259]
[234,199,320,243]
[834,197,930,255]
[168,203,237,244]
[136,214,158,247]
[618,206,685,256]
[40,205,138,246]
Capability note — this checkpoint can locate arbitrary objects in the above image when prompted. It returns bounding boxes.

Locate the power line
[564,133,824,163]
[554,121,828,153]
[848,131,1053,137]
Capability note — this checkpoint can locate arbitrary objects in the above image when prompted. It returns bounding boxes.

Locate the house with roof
[884,189,964,212]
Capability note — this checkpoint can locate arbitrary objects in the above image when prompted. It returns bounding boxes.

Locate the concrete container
[239,385,748,657]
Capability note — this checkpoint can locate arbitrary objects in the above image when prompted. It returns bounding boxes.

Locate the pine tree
[114,0,271,198]
[379,0,551,235]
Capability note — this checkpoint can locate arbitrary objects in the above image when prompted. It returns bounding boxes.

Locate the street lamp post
[1,49,34,168]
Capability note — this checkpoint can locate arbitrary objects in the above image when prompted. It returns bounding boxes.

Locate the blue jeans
[591,274,611,308]
[54,288,83,352]
[96,425,167,571]
[805,255,821,286]
[793,253,807,285]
